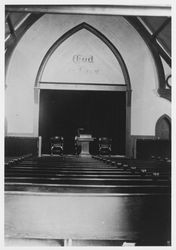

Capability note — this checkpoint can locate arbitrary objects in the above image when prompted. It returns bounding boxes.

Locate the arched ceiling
[5,5,171,67]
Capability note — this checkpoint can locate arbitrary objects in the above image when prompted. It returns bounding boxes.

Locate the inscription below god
[73,55,94,64]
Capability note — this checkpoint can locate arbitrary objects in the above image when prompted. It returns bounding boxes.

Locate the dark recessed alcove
[39,89,126,155]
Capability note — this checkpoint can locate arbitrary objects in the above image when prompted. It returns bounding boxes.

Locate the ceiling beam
[128,16,171,66]
[5,4,171,17]
[151,17,171,39]
[5,12,9,21]
[126,16,171,101]
[6,15,16,38]
[5,13,43,77]
[155,42,171,66]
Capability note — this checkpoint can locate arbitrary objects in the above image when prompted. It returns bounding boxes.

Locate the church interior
[4,3,171,247]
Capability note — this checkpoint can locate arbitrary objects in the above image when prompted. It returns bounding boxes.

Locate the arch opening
[35,22,131,156]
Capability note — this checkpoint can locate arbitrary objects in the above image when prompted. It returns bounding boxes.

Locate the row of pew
[5,154,171,246]
[5,154,33,167]
[93,155,171,179]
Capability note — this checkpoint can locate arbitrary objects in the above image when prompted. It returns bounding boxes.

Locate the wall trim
[39,83,127,92]
[6,5,171,17]
[6,134,38,137]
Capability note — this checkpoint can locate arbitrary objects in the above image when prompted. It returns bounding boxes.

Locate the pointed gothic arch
[34,22,132,156]
[155,114,171,140]
[35,22,131,90]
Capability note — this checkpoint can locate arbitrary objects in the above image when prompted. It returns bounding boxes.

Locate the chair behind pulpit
[50,136,64,155]
[98,137,112,155]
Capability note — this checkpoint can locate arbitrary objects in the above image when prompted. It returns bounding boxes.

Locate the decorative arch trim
[156,114,171,125]
[35,22,131,90]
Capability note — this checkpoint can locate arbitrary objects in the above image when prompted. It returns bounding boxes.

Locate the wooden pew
[5,154,33,167]
[5,155,171,246]
[5,178,170,187]
[5,156,171,185]
[5,183,171,245]
[95,156,171,177]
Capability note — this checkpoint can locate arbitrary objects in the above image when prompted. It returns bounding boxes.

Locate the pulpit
[75,134,94,156]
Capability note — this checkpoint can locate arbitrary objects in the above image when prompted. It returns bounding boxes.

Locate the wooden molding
[5,4,171,17]
[39,83,127,92]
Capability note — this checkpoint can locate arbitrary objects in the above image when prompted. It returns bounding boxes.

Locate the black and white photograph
[2,0,173,247]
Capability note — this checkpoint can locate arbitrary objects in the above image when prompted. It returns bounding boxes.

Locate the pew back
[5,191,170,243]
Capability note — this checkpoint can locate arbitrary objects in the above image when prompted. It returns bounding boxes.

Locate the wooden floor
[5,154,171,246]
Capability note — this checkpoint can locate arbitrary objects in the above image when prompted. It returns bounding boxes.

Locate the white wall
[42,29,125,84]
[5,14,171,136]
